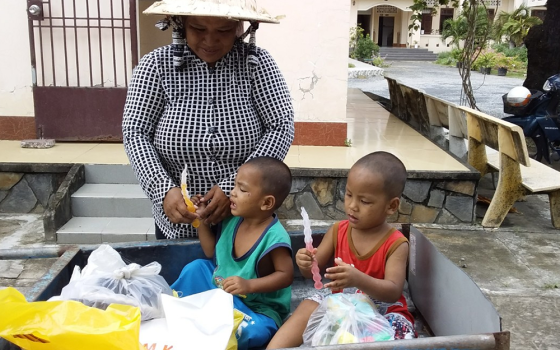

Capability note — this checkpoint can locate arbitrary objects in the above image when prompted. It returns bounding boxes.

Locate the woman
[122,0,295,239]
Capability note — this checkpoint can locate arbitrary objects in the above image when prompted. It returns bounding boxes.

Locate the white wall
[257,0,351,123]
[0,0,34,117]
[0,0,350,124]
[525,0,547,8]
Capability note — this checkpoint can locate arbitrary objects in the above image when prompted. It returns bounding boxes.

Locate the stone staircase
[379,47,438,61]
[57,164,155,244]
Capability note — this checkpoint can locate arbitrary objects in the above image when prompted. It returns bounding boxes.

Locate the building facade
[350,0,547,53]
[0,0,547,143]
[0,0,350,145]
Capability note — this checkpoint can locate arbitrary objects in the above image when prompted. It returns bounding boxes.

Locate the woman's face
[185,16,239,66]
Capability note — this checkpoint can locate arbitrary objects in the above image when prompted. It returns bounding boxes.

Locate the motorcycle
[502,74,560,164]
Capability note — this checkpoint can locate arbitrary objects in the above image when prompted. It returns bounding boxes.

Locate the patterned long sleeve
[217,48,295,194]
[122,42,294,238]
[122,53,176,206]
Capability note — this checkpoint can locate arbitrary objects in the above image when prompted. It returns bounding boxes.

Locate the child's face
[344,166,398,230]
[230,164,266,217]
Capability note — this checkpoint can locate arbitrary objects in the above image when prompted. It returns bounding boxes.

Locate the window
[487,8,495,22]
[439,8,454,32]
[421,9,433,34]
[531,9,546,21]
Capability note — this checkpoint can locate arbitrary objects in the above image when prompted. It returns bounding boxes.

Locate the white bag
[60,244,172,320]
[140,289,234,350]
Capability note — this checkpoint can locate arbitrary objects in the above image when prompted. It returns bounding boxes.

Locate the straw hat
[143,0,280,24]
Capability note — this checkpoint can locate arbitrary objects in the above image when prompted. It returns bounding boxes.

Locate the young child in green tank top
[170,156,294,350]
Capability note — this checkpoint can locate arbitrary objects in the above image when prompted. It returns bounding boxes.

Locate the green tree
[353,34,379,61]
[349,26,365,55]
[493,4,542,48]
[441,16,468,50]
[410,0,492,109]
[349,26,379,61]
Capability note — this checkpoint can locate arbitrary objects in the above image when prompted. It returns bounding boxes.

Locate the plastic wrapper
[59,244,173,321]
[0,287,142,350]
[139,290,241,350]
[303,293,395,346]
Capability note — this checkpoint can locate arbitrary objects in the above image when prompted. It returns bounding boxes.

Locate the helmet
[543,74,560,92]
[506,86,532,107]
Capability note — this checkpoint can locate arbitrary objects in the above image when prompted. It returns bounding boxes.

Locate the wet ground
[1,61,559,349]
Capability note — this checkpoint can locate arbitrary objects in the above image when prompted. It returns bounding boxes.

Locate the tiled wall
[0,117,36,140]
[293,122,348,146]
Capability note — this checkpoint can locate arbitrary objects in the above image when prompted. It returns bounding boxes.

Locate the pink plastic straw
[301,207,323,289]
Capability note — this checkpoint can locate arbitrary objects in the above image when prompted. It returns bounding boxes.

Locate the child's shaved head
[353,151,407,199]
[245,157,292,210]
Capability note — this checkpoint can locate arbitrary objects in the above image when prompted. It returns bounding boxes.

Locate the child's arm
[324,242,409,303]
[193,195,216,258]
[222,247,293,295]
[296,224,335,279]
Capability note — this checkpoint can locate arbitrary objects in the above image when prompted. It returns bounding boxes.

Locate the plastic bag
[303,293,395,346]
[226,309,245,350]
[0,287,142,350]
[140,290,240,350]
[59,244,172,320]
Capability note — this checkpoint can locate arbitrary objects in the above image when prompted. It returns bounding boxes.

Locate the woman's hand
[197,185,231,225]
[163,187,200,224]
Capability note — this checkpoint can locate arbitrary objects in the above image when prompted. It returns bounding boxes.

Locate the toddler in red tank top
[267,151,415,349]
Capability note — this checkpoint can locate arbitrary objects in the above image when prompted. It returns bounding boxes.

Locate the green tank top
[212,216,292,326]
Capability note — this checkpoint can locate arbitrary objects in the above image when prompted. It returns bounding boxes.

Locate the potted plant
[475,52,496,75]
[451,48,464,68]
[352,33,379,63]
[413,40,419,49]
[494,53,514,76]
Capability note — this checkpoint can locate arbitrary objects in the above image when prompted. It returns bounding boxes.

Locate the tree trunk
[524,1,560,91]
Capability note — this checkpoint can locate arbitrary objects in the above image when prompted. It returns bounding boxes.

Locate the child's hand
[191,194,204,207]
[222,276,251,296]
[295,247,316,270]
[324,257,359,291]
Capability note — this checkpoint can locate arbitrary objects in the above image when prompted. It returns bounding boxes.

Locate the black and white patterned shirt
[122,41,294,238]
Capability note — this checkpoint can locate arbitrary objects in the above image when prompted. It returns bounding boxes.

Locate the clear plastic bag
[59,244,173,321]
[303,293,395,346]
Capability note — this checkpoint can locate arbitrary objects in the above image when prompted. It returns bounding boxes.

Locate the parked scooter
[503,74,560,163]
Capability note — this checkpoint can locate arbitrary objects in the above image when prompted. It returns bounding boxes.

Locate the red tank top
[334,220,414,324]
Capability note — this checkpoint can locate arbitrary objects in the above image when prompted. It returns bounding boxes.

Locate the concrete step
[85,164,138,184]
[71,183,152,217]
[381,54,438,57]
[378,48,438,62]
[56,164,155,244]
[57,217,156,244]
[380,52,438,56]
[379,48,431,51]
[386,57,438,61]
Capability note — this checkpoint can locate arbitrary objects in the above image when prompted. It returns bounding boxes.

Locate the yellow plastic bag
[226,309,245,350]
[0,287,143,350]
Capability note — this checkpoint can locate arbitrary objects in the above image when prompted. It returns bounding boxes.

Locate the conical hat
[143,0,280,24]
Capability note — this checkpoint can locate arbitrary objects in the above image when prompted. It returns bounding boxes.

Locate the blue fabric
[213,216,292,326]
[171,259,278,350]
